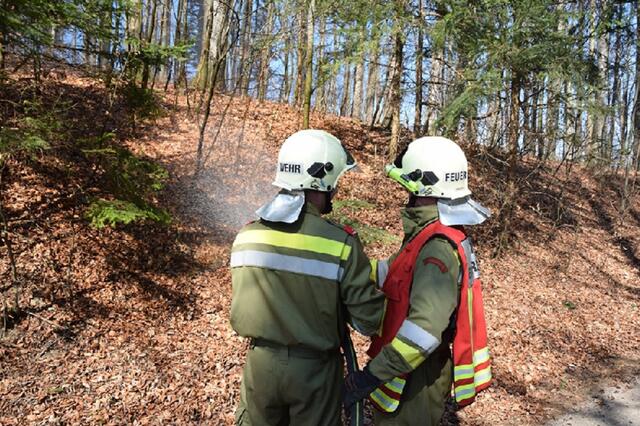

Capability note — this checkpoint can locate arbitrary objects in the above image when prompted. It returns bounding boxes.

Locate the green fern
[85,199,170,229]
[82,134,171,229]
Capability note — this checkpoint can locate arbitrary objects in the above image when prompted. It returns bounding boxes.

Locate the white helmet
[386,136,471,199]
[273,130,356,192]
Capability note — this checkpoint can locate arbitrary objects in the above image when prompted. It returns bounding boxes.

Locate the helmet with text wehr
[386,136,471,200]
[273,130,356,192]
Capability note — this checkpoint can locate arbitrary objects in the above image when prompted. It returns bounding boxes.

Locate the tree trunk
[508,73,521,175]
[424,42,443,135]
[340,64,352,117]
[280,14,292,103]
[302,0,315,129]
[487,94,501,148]
[257,0,276,101]
[595,5,609,164]
[172,0,186,89]
[97,3,113,71]
[293,8,306,107]
[372,45,393,127]
[326,24,340,114]
[195,10,232,173]
[352,28,366,120]
[141,0,159,89]
[389,23,405,159]
[621,0,640,212]
[607,4,622,165]
[239,0,253,96]
[195,0,231,91]
[160,0,172,82]
[584,0,598,163]
[414,0,424,138]
[315,16,327,111]
[365,37,381,124]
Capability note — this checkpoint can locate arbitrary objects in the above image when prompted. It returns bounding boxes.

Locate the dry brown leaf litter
[1,76,639,425]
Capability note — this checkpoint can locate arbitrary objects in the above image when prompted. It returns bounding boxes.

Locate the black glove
[343,365,382,408]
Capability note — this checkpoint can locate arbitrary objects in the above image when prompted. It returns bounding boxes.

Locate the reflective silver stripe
[461,238,480,281]
[370,389,399,411]
[231,250,341,281]
[474,367,492,385]
[377,259,389,288]
[454,366,475,379]
[455,386,476,400]
[397,319,440,354]
[385,377,406,393]
[473,347,490,364]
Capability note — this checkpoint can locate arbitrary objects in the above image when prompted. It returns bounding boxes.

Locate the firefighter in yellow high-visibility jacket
[230,130,385,426]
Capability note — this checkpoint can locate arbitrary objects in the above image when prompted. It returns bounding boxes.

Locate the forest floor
[1,73,640,425]
[548,378,640,426]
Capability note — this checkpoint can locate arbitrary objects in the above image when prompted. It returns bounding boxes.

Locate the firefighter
[230,129,385,426]
[344,136,492,426]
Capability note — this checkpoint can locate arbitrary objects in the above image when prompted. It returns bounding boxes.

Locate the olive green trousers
[235,344,343,426]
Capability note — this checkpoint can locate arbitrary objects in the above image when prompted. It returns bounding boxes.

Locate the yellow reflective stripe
[454,365,475,380]
[234,230,351,260]
[370,259,378,283]
[454,367,491,402]
[474,366,492,386]
[384,377,406,394]
[370,388,399,412]
[473,347,490,365]
[455,363,473,370]
[454,382,477,399]
[390,337,425,369]
[455,349,490,380]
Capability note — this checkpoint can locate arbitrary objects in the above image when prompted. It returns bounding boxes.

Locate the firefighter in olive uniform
[230,130,385,426]
[344,136,492,426]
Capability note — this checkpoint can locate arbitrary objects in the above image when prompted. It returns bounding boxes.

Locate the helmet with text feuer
[386,136,471,200]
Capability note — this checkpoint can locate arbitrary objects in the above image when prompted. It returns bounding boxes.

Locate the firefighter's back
[230,206,353,426]
[230,206,351,353]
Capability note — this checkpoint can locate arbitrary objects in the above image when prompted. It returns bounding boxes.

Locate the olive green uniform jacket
[230,203,385,426]
[369,205,461,426]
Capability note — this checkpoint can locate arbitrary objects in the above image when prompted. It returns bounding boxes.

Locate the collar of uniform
[400,204,439,238]
[304,202,322,217]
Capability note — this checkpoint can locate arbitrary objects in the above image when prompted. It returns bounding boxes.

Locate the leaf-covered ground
[1,74,639,425]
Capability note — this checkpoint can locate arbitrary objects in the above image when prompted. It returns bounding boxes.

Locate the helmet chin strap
[407,194,437,208]
[322,191,333,214]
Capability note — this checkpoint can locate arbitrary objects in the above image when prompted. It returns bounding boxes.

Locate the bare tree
[389,6,405,159]
[302,0,315,128]
[414,0,424,138]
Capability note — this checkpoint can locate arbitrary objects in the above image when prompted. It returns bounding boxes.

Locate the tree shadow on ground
[0,77,209,332]
[629,208,640,228]
[587,197,640,272]
[576,251,640,298]
[536,363,640,426]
